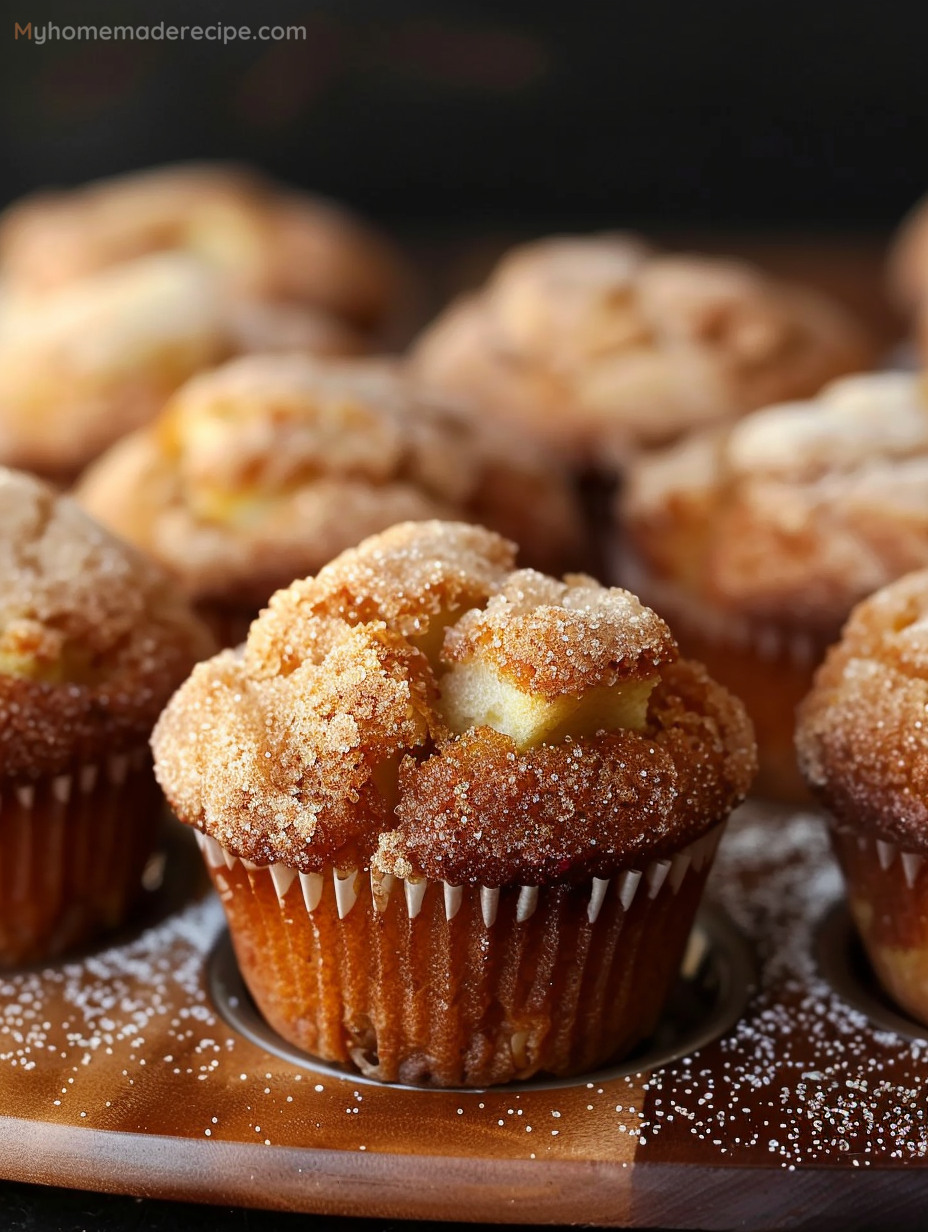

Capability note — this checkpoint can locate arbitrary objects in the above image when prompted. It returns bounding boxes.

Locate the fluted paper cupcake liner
[197,823,723,1088]
[830,824,928,1025]
[0,747,163,967]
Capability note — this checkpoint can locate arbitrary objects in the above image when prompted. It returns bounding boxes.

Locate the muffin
[0,467,214,966]
[797,570,928,1026]
[621,370,928,802]
[152,520,755,1087]
[0,162,405,337]
[0,254,364,480]
[411,234,874,469]
[75,354,587,645]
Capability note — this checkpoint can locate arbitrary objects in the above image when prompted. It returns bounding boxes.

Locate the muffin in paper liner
[195,824,723,1087]
[153,521,756,1087]
[796,567,928,1027]
[623,372,928,804]
[0,468,214,967]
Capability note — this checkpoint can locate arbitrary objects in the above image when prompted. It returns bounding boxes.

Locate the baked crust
[75,355,586,606]
[0,162,403,331]
[796,569,928,853]
[623,372,928,632]
[411,234,873,465]
[152,521,756,883]
[0,468,214,778]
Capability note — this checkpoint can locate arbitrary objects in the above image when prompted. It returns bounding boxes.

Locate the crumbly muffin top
[0,162,402,331]
[796,569,928,852]
[624,372,928,631]
[0,468,215,778]
[411,234,872,464]
[152,521,756,884]
[75,354,585,608]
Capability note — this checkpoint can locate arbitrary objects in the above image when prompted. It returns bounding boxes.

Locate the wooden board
[0,803,927,1228]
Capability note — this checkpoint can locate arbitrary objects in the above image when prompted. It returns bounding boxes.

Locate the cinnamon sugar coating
[0,162,403,332]
[76,355,585,608]
[0,468,214,778]
[380,660,754,885]
[624,372,928,632]
[797,570,928,852]
[442,570,675,698]
[411,234,873,465]
[153,522,756,882]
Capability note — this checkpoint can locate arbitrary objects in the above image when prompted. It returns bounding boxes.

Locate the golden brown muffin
[0,467,214,966]
[0,254,365,480]
[797,570,928,1026]
[75,354,587,644]
[152,520,755,1087]
[411,234,874,469]
[621,370,928,801]
[0,162,404,334]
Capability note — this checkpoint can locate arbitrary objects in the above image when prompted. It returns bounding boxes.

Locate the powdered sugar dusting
[640,801,928,1165]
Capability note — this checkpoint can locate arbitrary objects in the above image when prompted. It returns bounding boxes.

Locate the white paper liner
[194,823,724,926]
[833,826,927,889]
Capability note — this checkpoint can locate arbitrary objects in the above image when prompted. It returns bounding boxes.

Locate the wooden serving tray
[0,803,926,1230]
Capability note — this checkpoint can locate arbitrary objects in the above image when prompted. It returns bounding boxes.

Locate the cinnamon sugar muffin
[411,234,873,468]
[75,355,586,644]
[152,521,756,1087]
[0,162,404,335]
[797,570,928,1026]
[0,254,363,480]
[622,370,928,801]
[0,467,214,966]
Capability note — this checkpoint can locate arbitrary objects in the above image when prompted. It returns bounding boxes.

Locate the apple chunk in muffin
[437,571,674,748]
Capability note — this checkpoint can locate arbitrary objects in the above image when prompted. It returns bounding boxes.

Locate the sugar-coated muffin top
[152,521,756,885]
[624,372,928,632]
[411,234,872,465]
[797,569,928,853]
[0,468,215,778]
[0,162,403,332]
[76,354,586,608]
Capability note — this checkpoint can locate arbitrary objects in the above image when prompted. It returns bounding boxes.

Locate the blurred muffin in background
[0,467,214,967]
[0,255,363,480]
[411,234,874,470]
[621,370,928,801]
[0,162,408,340]
[75,354,587,644]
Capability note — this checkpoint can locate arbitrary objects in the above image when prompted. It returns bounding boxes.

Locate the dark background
[1,0,927,233]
